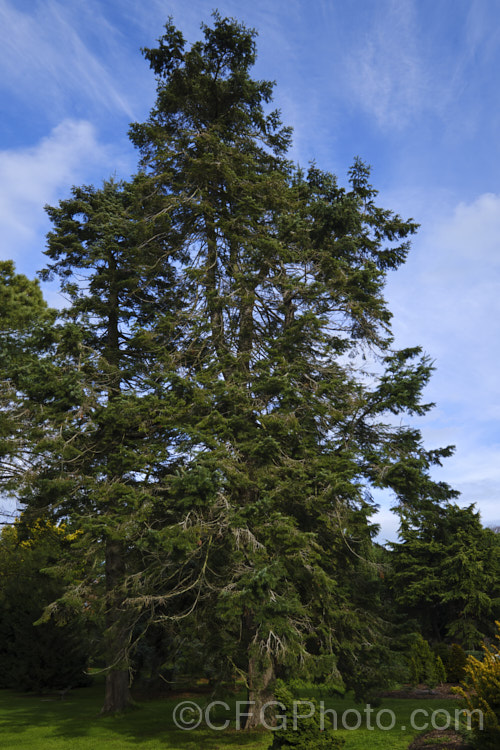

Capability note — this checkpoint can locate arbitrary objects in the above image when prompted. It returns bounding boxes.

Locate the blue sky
[1,0,499,540]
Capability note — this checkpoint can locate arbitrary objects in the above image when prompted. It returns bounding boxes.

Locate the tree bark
[101,539,133,714]
[243,653,275,730]
[102,669,131,714]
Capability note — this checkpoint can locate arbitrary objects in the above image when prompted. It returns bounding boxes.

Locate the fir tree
[129,13,454,723]
[2,13,462,721]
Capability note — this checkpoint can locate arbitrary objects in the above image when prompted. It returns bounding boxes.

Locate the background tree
[0,261,54,497]
[15,177,212,713]
[389,502,500,648]
[0,519,89,691]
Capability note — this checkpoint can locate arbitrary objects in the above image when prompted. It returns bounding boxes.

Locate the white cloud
[372,498,401,545]
[389,192,500,378]
[377,190,500,535]
[0,119,113,270]
[434,193,500,262]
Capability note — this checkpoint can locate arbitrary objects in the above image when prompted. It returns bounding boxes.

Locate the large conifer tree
[3,13,460,721]
[128,13,455,724]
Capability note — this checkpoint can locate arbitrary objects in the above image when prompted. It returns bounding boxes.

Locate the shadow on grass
[0,682,271,748]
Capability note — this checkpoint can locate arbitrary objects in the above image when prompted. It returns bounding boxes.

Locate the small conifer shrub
[270,680,345,750]
[448,643,468,683]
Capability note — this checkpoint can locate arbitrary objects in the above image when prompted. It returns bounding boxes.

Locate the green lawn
[0,681,463,750]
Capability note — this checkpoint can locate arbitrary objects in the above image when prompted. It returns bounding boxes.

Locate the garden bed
[408,728,472,749]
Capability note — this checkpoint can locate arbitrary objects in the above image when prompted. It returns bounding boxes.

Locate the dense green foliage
[125,14,457,723]
[406,635,442,688]
[0,11,497,724]
[270,680,345,749]
[0,521,88,691]
[389,503,500,648]
[447,644,469,684]
[33,177,202,712]
[0,261,55,490]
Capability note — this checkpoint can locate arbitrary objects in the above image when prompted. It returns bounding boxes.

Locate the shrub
[0,522,89,692]
[270,680,345,750]
[435,655,447,685]
[454,623,500,750]
[448,643,468,683]
[433,642,451,678]
[407,635,439,687]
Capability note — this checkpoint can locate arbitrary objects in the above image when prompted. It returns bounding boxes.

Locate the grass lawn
[0,680,463,750]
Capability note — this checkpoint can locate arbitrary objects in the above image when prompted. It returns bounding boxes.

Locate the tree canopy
[0,13,489,720]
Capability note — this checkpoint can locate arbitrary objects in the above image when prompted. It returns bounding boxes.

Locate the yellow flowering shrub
[455,622,500,749]
[16,518,82,548]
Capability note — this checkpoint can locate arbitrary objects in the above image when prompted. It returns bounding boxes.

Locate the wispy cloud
[342,0,428,129]
[338,0,500,136]
[0,120,113,271]
[0,0,134,121]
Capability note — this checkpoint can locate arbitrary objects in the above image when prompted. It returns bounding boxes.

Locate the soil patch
[408,728,473,749]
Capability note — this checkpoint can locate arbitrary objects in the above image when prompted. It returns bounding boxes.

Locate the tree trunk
[102,670,131,714]
[204,209,225,361]
[243,653,275,730]
[101,539,133,714]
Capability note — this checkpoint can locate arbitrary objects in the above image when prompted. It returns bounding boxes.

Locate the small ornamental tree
[407,634,441,687]
[435,655,447,685]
